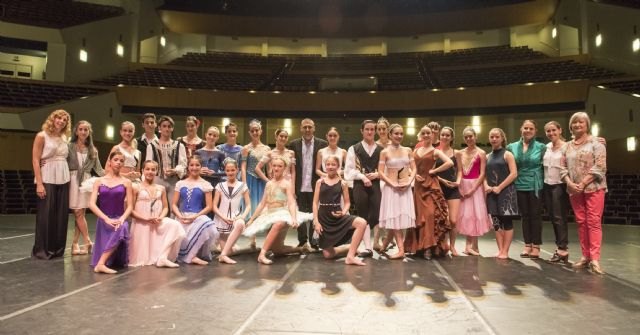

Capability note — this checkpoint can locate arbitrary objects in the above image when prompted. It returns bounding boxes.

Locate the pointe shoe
[72,243,87,255]
[387,252,405,260]
[156,258,179,268]
[590,261,605,275]
[218,255,237,264]
[572,258,590,269]
[463,249,480,256]
[93,264,117,274]
[84,241,94,254]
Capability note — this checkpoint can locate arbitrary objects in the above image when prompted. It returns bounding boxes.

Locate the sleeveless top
[486,148,509,187]
[462,154,481,179]
[39,132,70,184]
[435,152,457,182]
[117,144,141,169]
[319,181,343,212]
[265,182,288,205]
[175,179,213,214]
[353,142,382,174]
[245,144,271,178]
[134,184,164,222]
[98,183,126,218]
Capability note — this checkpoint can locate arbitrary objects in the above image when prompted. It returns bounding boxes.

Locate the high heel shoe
[548,251,569,263]
[590,261,605,275]
[71,243,87,255]
[519,244,532,258]
[529,245,540,259]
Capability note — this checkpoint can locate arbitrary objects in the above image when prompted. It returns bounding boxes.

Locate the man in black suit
[288,118,328,248]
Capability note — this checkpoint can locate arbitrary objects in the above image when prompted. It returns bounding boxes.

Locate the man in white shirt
[289,118,327,248]
[138,113,158,166]
[345,120,382,257]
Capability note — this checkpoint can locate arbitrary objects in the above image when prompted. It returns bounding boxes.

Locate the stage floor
[1,215,639,335]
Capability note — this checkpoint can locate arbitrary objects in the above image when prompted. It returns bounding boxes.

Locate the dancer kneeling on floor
[129,160,186,268]
[212,158,251,264]
[89,150,133,274]
[313,155,367,266]
[243,157,313,265]
[172,155,219,265]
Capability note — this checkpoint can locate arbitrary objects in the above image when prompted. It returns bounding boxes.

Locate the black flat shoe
[357,249,373,258]
[548,252,569,263]
[423,249,433,260]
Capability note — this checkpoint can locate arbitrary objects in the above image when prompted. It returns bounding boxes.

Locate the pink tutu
[457,178,491,237]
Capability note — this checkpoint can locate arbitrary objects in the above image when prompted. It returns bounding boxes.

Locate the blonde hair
[272,155,289,167]
[489,128,507,148]
[206,126,220,135]
[121,121,138,149]
[388,123,403,135]
[41,109,71,137]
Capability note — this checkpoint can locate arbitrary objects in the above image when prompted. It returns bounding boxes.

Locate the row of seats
[91,68,267,91]
[0,0,124,29]
[0,170,36,214]
[0,79,109,108]
[167,46,545,72]
[159,0,532,17]
[600,79,640,95]
[92,58,622,92]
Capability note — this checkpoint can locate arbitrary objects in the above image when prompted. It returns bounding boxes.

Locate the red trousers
[569,190,605,261]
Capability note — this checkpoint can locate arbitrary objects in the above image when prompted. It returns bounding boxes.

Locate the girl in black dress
[313,155,367,265]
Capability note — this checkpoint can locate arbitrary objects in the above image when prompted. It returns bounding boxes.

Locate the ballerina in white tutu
[244,156,313,264]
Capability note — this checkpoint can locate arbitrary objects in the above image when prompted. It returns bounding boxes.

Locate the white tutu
[79,176,100,193]
[243,207,313,237]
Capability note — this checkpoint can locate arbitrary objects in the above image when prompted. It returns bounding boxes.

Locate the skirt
[177,214,218,263]
[456,178,492,237]
[243,207,313,237]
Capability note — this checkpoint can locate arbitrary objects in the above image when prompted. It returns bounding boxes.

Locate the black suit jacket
[288,137,328,196]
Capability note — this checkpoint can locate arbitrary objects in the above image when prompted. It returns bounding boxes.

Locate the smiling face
[142,117,156,135]
[120,123,135,143]
[224,162,238,181]
[544,123,562,143]
[276,130,289,146]
[419,126,432,145]
[488,129,503,149]
[53,115,68,133]
[188,158,202,177]
[376,122,388,140]
[159,120,173,139]
[324,156,339,175]
[225,125,238,143]
[326,129,339,146]
[440,128,453,146]
[520,121,536,142]
[361,122,376,142]
[75,122,91,141]
[300,119,315,141]
[389,126,404,145]
[463,129,476,147]
[185,120,197,136]
[142,161,158,182]
[249,123,262,141]
[570,117,589,137]
[205,128,220,146]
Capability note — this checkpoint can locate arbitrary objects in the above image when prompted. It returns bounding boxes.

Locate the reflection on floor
[1,215,639,334]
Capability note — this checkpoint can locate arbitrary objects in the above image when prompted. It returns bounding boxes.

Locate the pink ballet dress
[457,154,491,237]
[378,157,416,230]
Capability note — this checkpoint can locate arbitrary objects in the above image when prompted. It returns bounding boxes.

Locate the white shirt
[345,140,378,182]
[300,138,315,192]
[543,142,564,185]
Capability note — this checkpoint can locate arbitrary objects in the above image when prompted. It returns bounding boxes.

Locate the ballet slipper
[218,255,237,264]
[156,258,179,268]
[93,264,117,274]
[387,252,405,260]
[345,256,366,266]
[463,249,480,256]
[190,257,209,265]
[257,255,273,265]
[72,243,87,255]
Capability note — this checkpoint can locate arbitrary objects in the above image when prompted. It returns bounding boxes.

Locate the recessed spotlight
[553,80,561,84]
[525,82,534,86]
[633,93,640,98]
[273,90,280,94]
[249,90,256,93]
[457,87,465,90]
[369,90,376,94]
[308,91,316,94]
[431,88,440,92]
[159,86,166,90]
[117,84,124,87]
[597,85,606,89]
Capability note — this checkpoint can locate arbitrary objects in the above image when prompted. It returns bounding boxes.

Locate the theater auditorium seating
[0,0,124,29]
[0,79,109,108]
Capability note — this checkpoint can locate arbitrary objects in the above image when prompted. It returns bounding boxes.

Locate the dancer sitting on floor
[172,155,219,265]
[212,158,251,264]
[129,160,186,268]
[244,157,313,265]
[89,150,133,274]
[313,155,367,265]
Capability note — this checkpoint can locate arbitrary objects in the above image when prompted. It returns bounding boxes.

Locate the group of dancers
[31,110,608,275]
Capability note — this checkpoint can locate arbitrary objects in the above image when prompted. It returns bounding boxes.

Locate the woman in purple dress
[89,150,133,274]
